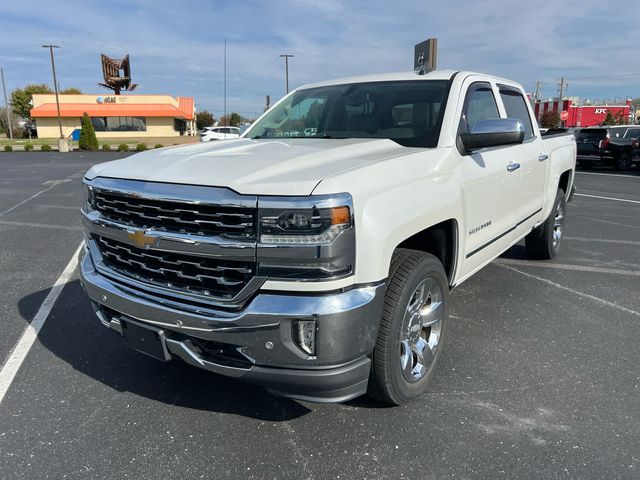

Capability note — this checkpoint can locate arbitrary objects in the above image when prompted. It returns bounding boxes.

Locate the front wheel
[525,188,566,260]
[368,249,448,405]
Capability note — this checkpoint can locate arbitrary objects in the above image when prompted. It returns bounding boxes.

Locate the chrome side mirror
[461,118,525,152]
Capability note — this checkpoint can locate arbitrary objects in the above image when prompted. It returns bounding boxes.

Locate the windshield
[246,80,451,148]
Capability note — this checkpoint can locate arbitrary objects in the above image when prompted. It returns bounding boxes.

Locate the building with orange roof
[30,94,196,139]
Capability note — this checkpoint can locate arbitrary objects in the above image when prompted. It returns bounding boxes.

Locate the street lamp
[279,54,294,94]
[42,45,64,142]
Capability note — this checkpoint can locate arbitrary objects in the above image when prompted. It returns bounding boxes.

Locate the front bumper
[80,245,385,403]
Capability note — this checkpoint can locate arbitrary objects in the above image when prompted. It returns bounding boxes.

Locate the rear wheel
[368,249,448,405]
[525,188,566,260]
[614,153,632,171]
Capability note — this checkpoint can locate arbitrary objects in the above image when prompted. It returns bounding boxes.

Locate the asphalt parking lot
[0,152,638,479]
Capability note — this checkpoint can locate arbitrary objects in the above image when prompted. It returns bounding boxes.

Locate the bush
[135,143,147,151]
[101,144,111,151]
[40,144,52,152]
[4,145,12,152]
[117,143,129,152]
[24,143,34,151]
[78,112,99,151]
[154,144,164,149]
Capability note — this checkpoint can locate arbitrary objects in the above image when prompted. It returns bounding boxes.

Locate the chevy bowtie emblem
[127,230,155,249]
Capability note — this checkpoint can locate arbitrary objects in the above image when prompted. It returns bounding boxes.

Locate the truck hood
[85,138,413,196]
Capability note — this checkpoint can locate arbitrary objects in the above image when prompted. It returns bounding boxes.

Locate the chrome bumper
[80,245,385,402]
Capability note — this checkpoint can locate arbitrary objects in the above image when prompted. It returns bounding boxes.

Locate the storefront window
[91,117,147,132]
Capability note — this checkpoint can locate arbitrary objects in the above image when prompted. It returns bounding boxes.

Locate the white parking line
[498,263,640,318]
[575,193,640,204]
[0,242,83,405]
[576,171,639,179]
[494,258,640,277]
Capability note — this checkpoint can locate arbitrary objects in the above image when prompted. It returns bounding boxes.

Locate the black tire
[525,188,566,260]
[614,153,632,171]
[368,249,449,405]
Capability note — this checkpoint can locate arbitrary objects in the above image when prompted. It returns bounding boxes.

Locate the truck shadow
[18,280,311,421]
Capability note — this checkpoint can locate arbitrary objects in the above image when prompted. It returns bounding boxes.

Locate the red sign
[560,110,569,121]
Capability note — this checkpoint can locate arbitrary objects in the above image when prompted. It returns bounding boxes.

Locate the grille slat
[96,235,255,298]
[93,190,257,237]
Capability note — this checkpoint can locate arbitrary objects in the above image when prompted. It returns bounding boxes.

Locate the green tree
[0,106,21,137]
[60,87,82,94]
[219,112,242,127]
[10,84,52,118]
[196,110,214,130]
[78,112,99,150]
[539,110,560,128]
[601,111,615,126]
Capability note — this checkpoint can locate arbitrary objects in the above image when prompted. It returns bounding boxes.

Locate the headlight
[257,194,355,280]
[260,205,351,244]
[83,181,95,210]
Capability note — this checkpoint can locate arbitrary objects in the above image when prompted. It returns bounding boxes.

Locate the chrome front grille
[95,235,256,299]
[93,189,256,238]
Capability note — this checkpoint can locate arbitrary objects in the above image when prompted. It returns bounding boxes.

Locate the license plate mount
[121,319,171,361]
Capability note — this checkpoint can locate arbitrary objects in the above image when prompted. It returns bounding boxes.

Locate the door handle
[538,154,549,161]
[507,162,520,172]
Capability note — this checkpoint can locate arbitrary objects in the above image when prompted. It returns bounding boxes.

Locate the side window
[498,86,534,140]
[461,83,500,132]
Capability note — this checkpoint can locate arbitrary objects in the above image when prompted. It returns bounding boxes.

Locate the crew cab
[576,125,640,170]
[80,70,576,405]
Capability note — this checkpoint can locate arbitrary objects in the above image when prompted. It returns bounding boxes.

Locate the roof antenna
[414,38,437,75]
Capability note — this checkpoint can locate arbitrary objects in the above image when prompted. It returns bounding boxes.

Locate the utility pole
[42,45,63,139]
[557,77,568,101]
[1,67,13,140]
[533,81,542,102]
[279,54,294,94]
[223,39,227,127]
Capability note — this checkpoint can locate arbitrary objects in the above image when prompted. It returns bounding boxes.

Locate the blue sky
[1,0,639,118]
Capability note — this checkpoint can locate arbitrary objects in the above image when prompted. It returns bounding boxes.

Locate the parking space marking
[565,236,640,246]
[0,220,82,231]
[0,242,83,405]
[494,259,640,277]
[497,264,640,318]
[576,171,639,179]
[575,193,640,204]
[34,204,81,211]
[0,170,83,217]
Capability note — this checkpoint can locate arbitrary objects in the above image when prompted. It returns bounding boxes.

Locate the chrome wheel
[552,200,565,248]
[400,278,443,383]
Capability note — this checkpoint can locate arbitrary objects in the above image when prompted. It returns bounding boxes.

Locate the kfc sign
[594,108,608,114]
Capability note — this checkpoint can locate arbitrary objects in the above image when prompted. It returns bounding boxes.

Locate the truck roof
[300,70,521,90]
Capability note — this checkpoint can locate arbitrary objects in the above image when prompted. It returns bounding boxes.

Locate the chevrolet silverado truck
[80,70,576,405]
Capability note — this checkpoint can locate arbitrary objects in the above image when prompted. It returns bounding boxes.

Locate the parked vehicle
[576,125,640,170]
[80,70,576,405]
[199,126,241,141]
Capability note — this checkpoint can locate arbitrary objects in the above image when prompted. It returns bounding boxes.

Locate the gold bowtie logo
[127,230,155,249]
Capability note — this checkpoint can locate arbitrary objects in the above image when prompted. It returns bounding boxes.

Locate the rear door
[496,85,546,230]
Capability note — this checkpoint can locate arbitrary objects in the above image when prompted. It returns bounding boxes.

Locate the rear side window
[498,86,534,140]
[624,128,640,139]
[461,83,500,131]
[576,129,607,141]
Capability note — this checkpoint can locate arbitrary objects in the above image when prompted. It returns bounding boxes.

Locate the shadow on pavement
[18,279,311,421]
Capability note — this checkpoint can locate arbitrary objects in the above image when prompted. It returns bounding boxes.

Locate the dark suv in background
[576,125,640,170]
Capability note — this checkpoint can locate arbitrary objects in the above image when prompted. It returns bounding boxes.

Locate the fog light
[292,319,317,356]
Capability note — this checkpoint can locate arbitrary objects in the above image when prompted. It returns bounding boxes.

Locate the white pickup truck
[80,70,576,405]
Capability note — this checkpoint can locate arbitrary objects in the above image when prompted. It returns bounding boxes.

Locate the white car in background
[199,126,241,142]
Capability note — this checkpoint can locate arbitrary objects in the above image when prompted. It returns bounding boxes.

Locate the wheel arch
[394,219,459,286]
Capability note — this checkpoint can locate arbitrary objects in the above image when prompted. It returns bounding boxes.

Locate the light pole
[1,67,13,140]
[42,44,64,140]
[279,54,294,94]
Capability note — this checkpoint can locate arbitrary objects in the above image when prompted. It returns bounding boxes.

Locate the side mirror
[461,118,525,152]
